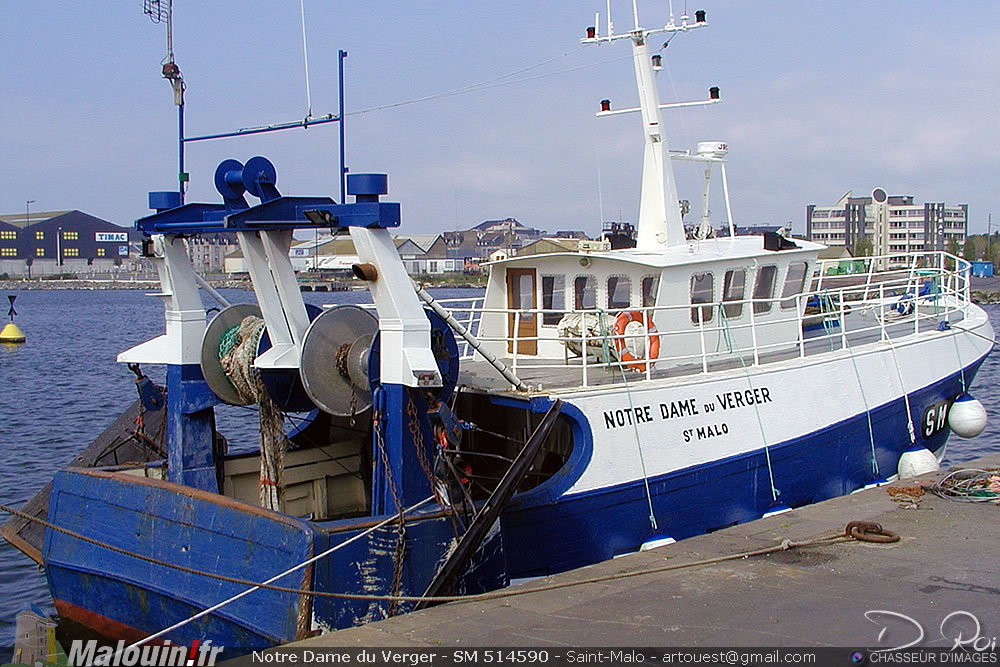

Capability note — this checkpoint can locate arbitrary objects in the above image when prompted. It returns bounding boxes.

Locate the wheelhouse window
[515,272,534,321]
[574,275,596,310]
[607,275,631,310]
[541,275,565,325]
[780,262,808,309]
[753,265,777,315]
[641,275,659,307]
[690,272,714,324]
[722,269,746,319]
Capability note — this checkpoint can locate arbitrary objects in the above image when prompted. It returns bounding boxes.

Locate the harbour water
[0,289,998,654]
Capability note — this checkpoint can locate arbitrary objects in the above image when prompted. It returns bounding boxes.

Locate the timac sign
[96,232,129,243]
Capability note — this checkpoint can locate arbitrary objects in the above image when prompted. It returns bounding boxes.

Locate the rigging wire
[660,53,694,155]
[347,49,628,117]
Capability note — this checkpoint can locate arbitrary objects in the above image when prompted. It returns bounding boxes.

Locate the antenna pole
[721,162,735,237]
[339,49,348,203]
[178,103,185,204]
[299,0,313,118]
[149,0,187,203]
[164,0,174,63]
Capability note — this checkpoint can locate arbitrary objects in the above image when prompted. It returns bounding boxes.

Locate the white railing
[431,252,973,389]
[430,296,485,357]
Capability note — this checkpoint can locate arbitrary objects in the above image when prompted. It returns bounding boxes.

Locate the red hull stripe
[53,598,149,643]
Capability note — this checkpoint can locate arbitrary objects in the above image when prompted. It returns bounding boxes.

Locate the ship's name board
[602,386,773,442]
[96,232,128,243]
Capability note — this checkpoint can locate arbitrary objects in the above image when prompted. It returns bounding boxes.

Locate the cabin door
[506,268,537,355]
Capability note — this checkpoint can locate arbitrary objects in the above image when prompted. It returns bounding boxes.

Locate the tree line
[960,233,1000,264]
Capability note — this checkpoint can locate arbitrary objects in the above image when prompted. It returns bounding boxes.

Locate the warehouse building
[0,210,140,276]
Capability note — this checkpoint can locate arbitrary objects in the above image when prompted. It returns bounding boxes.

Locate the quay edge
[269,452,1000,651]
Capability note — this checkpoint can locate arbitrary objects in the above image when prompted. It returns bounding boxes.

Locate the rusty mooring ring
[845,520,900,543]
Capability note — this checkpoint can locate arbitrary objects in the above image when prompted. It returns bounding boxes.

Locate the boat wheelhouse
[479,236,824,374]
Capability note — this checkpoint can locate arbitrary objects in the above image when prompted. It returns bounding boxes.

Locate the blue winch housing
[136,156,400,235]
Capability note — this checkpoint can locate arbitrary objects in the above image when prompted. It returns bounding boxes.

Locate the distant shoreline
[0,278,252,291]
[0,277,486,291]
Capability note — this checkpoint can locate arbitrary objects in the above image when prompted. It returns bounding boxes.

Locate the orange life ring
[613,311,660,372]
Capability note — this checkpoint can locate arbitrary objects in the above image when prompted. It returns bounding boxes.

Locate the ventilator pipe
[412,281,530,392]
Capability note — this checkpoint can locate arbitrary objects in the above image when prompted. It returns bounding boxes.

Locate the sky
[3,2,1000,238]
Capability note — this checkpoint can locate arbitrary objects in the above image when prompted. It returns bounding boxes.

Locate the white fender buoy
[639,535,676,551]
[762,504,792,518]
[897,447,940,480]
[948,394,988,439]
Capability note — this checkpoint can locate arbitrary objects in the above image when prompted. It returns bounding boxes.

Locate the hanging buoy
[948,394,988,438]
[0,295,25,344]
[897,447,939,480]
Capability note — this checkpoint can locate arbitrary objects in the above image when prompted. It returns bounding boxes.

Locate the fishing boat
[3,3,994,657]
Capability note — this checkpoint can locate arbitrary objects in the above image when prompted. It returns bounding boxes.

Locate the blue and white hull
[492,306,994,573]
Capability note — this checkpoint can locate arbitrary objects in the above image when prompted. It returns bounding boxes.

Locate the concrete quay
[286,453,999,652]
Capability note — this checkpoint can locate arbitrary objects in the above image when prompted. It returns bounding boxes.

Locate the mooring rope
[948,325,968,394]
[599,309,659,533]
[719,307,780,502]
[884,336,917,445]
[845,342,880,477]
[0,501,894,608]
[219,316,287,511]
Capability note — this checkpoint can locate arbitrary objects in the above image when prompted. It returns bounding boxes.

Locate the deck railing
[428,251,974,389]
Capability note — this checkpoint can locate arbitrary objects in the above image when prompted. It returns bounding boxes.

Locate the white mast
[584,4,711,250]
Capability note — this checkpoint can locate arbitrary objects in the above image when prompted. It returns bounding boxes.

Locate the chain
[407,396,449,511]
[373,407,407,617]
[129,366,167,461]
